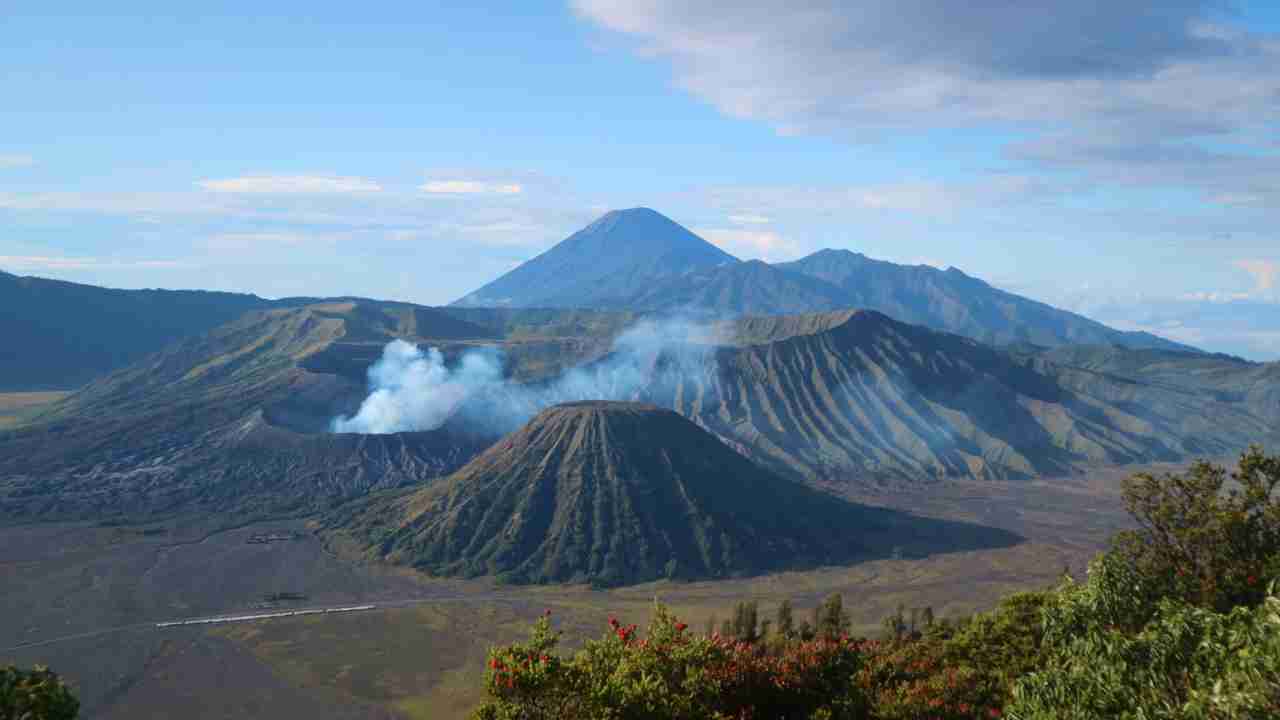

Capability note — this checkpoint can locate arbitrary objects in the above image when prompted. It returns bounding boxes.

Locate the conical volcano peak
[451,208,738,309]
[588,206,664,224]
[333,397,891,586]
[581,207,684,236]
[533,399,667,419]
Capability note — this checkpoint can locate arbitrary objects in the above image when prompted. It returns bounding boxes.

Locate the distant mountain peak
[594,206,664,221]
[814,248,865,258]
[451,207,738,309]
[777,250,1194,351]
[573,207,713,248]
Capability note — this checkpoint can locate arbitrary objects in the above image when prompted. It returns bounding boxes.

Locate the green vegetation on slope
[0,269,275,391]
[472,446,1280,719]
[1,664,79,720]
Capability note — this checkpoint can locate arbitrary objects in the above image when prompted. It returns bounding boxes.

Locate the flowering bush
[474,606,867,720]
[849,591,1048,720]
[473,602,1040,720]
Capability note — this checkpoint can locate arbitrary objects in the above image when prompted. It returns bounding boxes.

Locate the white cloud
[420,180,524,195]
[699,176,1054,217]
[197,175,382,194]
[574,1,1275,136]
[728,213,771,225]
[695,227,805,262]
[575,1,1280,210]
[0,154,35,169]
[0,256,187,272]
[428,219,550,246]
[0,190,222,215]
[1080,297,1280,360]
[1234,259,1280,293]
[203,232,337,250]
[454,221,538,235]
[1179,290,1254,303]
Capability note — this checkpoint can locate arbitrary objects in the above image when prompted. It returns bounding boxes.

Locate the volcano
[327,400,1019,586]
[451,207,737,309]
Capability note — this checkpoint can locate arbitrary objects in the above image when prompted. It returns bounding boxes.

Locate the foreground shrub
[473,606,866,720]
[1007,445,1280,719]
[1008,577,1280,719]
[1112,445,1280,616]
[854,591,1048,719]
[0,665,79,720]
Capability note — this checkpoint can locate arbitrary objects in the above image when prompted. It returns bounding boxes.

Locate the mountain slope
[623,311,1273,484]
[776,249,1192,351]
[452,208,737,308]
[0,270,277,390]
[326,401,1020,585]
[0,302,507,520]
[606,260,853,315]
[1027,344,1280,427]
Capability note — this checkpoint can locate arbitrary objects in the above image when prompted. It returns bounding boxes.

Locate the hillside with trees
[470,447,1280,719]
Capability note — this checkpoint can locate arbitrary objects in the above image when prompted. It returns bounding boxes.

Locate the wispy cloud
[0,154,35,169]
[197,175,383,194]
[425,217,556,246]
[1178,290,1254,303]
[420,179,524,195]
[203,232,339,250]
[694,227,804,262]
[698,176,1058,217]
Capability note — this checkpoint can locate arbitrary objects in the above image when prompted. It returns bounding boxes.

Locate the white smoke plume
[330,341,504,434]
[331,318,721,435]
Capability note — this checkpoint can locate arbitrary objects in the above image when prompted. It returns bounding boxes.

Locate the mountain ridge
[451,208,1195,353]
[777,249,1193,351]
[0,269,278,390]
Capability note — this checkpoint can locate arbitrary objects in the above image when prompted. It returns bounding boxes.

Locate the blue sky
[3,2,1279,357]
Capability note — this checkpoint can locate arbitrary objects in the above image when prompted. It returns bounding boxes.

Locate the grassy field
[0,391,69,429]
[3,466,1182,720]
